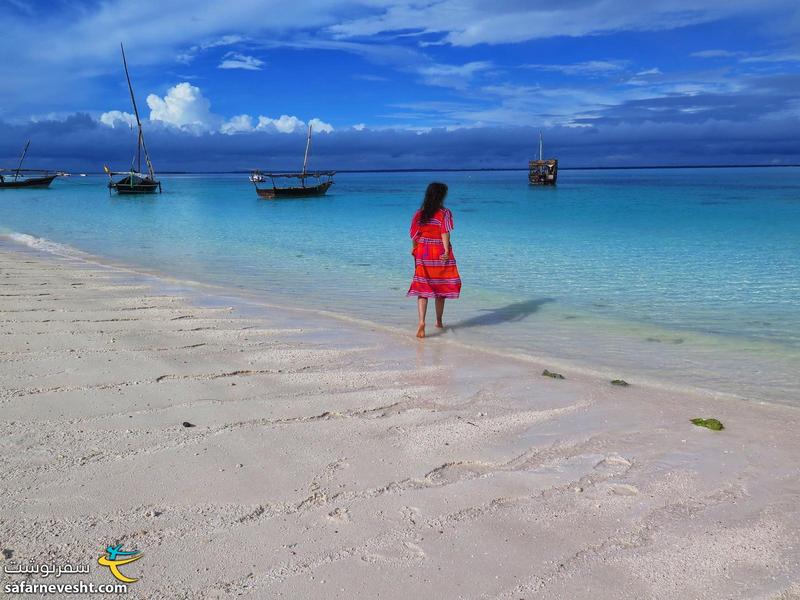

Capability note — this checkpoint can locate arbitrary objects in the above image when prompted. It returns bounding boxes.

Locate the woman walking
[407,182,461,338]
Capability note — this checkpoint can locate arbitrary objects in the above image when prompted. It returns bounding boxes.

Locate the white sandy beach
[1,244,799,599]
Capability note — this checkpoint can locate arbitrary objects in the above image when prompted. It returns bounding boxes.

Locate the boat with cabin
[529,131,558,186]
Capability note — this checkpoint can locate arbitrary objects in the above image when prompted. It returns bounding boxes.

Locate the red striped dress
[407,208,462,299]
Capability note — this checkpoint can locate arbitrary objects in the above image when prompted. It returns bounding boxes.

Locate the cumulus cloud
[218,52,265,70]
[256,114,305,133]
[99,110,137,128]
[220,114,255,134]
[215,114,335,134]
[102,82,334,136]
[146,83,220,131]
[308,118,334,133]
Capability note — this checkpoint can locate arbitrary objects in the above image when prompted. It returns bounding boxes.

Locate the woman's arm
[410,212,421,255]
[440,231,451,261]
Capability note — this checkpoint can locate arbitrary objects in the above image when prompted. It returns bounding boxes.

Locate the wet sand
[1,246,799,599]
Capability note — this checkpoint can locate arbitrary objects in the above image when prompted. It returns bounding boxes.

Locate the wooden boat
[0,174,57,189]
[0,141,59,189]
[106,170,160,194]
[105,43,161,195]
[529,131,558,186]
[252,173,334,199]
[251,125,335,198]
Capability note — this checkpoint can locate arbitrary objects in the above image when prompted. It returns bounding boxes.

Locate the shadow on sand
[448,298,554,330]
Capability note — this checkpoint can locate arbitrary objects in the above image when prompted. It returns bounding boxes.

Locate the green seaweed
[691,418,724,431]
[542,369,565,379]
[611,379,629,387]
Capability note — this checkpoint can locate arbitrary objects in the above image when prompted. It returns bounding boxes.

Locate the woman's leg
[417,297,428,338]
[435,297,446,328]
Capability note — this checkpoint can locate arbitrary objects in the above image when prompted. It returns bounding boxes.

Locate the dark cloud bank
[2,109,799,172]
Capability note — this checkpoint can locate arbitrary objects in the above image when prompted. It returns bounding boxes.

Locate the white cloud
[635,67,662,76]
[328,1,794,46]
[352,123,366,130]
[740,52,800,63]
[107,82,334,135]
[218,52,265,70]
[691,48,800,63]
[352,73,389,82]
[220,114,254,134]
[146,82,220,130]
[691,49,742,58]
[256,114,305,133]
[99,110,137,128]
[416,61,492,89]
[178,34,246,63]
[524,60,628,76]
[308,117,334,133]
[203,34,246,49]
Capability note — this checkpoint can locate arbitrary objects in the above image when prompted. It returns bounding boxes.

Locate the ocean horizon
[29,163,800,176]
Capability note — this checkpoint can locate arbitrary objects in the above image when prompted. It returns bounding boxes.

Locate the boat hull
[110,175,160,195]
[255,181,333,199]
[0,175,57,189]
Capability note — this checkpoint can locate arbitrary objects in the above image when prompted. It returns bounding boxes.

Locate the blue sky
[1,0,799,170]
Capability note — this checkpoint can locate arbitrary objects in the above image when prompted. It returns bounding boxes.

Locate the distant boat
[104,43,161,195]
[250,124,335,199]
[0,141,59,189]
[529,130,558,186]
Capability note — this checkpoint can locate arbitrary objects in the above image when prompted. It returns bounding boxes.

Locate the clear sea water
[1,168,798,404]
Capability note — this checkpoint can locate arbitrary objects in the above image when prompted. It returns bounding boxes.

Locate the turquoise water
[1,168,799,403]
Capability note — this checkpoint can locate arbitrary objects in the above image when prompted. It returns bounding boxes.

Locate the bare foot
[435,321,444,329]
[416,323,426,338]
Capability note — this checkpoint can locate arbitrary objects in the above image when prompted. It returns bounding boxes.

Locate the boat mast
[302,124,312,184]
[539,130,543,162]
[13,140,31,182]
[120,43,155,180]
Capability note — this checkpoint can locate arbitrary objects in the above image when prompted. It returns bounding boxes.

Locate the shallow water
[1,168,798,403]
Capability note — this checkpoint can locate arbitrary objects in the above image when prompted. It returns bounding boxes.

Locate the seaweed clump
[542,369,565,379]
[611,379,629,386]
[691,418,724,431]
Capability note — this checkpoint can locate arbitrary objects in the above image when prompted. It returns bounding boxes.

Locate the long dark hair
[419,182,448,224]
